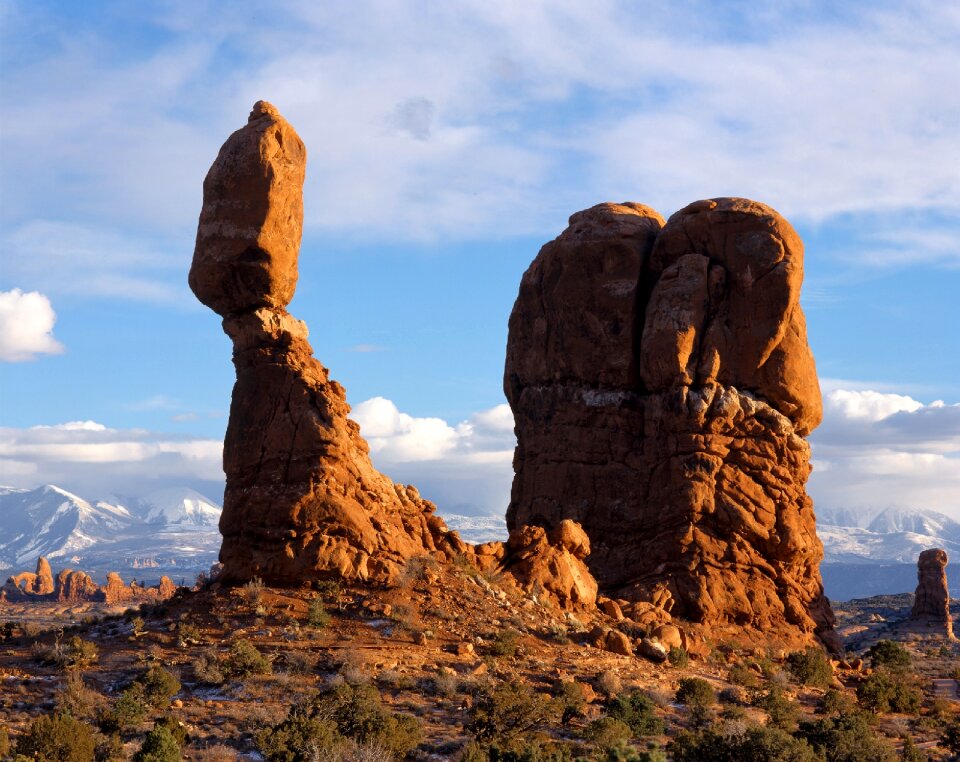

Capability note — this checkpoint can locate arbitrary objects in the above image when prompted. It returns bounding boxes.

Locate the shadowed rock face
[506,198,837,649]
[910,548,954,638]
[190,102,467,585]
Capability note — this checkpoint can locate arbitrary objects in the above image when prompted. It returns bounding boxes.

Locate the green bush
[15,713,97,762]
[816,688,857,716]
[489,629,521,658]
[257,681,422,760]
[225,638,271,678]
[132,726,181,762]
[675,678,716,708]
[761,686,800,732]
[554,680,585,725]
[865,641,912,671]
[153,716,188,748]
[138,666,180,709]
[100,683,148,732]
[728,662,761,688]
[0,726,8,758]
[856,670,921,714]
[798,713,898,762]
[941,718,960,755]
[786,647,833,688]
[585,716,631,749]
[603,690,665,736]
[468,680,556,743]
[669,724,817,762]
[306,597,331,628]
[191,648,225,685]
[668,646,689,668]
[460,737,577,762]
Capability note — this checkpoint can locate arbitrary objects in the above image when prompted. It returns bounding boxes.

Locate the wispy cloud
[2,1,957,303]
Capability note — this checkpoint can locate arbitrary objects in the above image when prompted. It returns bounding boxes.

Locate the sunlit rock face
[910,548,955,639]
[190,102,467,585]
[506,198,838,649]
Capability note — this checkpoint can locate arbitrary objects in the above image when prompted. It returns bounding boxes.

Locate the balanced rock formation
[910,548,954,638]
[190,102,470,585]
[506,198,837,648]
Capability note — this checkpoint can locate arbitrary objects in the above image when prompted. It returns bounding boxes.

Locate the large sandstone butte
[190,102,471,585]
[506,199,837,648]
[910,548,955,639]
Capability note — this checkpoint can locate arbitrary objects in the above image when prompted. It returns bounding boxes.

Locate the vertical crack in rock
[189,102,469,585]
[506,197,839,650]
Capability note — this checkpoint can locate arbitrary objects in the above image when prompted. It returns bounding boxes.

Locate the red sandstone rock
[55,569,98,602]
[190,103,468,586]
[103,572,131,605]
[505,198,837,650]
[35,557,54,595]
[159,576,177,599]
[502,520,598,610]
[910,548,955,639]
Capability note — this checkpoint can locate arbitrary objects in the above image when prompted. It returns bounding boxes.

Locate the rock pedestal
[910,548,954,639]
[506,198,837,649]
[190,102,467,585]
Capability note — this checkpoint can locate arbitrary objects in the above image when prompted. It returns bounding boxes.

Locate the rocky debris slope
[506,198,837,649]
[910,548,955,639]
[1,557,177,605]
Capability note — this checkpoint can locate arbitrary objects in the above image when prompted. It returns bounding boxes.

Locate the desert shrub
[760,687,799,732]
[728,662,761,688]
[306,596,331,628]
[176,622,202,647]
[225,638,271,679]
[378,669,414,691]
[95,732,125,762]
[604,690,665,736]
[243,576,265,606]
[585,716,631,748]
[866,641,912,671]
[898,736,924,762]
[402,554,438,584]
[669,724,817,762]
[132,726,182,762]
[38,635,100,670]
[284,651,316,676]
[941,718,960,755]
[798,712,898,762]
[0,726,8,757]
[668,646,689,668]
[257,682,421,760]
[468,680,556,743]
[675,678,716,708]
[56,670,104,720]
[786,647,833,688]
[489,629,521,658]
[139,666,181,709]
[15,712,97,762]
[101,683,148,732]
[153,716,189,747]
[554,681,585,725]
[596,670,622,698]
[131,617,146,636]
[192,648,225,684]
[817,688,857,716]
[429,671,460,697]
[460,737,577,762]
[856,670,921,714]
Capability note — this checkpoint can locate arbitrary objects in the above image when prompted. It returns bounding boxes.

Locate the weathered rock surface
[55,569,99,603]
[506,198,837,649]
[191,102,468,586]
[910,548,955,638]
[1,561,178,605]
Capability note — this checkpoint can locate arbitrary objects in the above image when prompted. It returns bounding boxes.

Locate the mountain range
[0,484,222,583]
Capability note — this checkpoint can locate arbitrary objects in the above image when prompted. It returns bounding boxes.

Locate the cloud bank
[0,289,65,362]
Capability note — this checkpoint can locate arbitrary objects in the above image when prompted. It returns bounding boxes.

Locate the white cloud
[0,288,65,362]
[0,422,223,498]
[350,397,515,516]
[810,388,960,520]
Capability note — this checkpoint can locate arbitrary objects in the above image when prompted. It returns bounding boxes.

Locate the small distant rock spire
[910,548,955,639]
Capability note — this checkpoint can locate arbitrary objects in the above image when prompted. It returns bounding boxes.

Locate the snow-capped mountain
[0,485,134,567]
[113,487,221,528]
[0,484,222,578]
[440,513,508,544]
[817,506,960,564]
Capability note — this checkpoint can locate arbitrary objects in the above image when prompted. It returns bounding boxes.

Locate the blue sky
[1,0,958,519]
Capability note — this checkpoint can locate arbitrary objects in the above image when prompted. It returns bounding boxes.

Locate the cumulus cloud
[0,422,224,499]
[350,397,515,516]
[810,388,960,520]
[0,288,65,362]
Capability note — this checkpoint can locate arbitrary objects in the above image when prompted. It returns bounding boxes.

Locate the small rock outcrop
[55,569,99,603]
[1,562,178,605]
[506,199,837,649]
[190,102,468,585]
[910,548,954,638]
